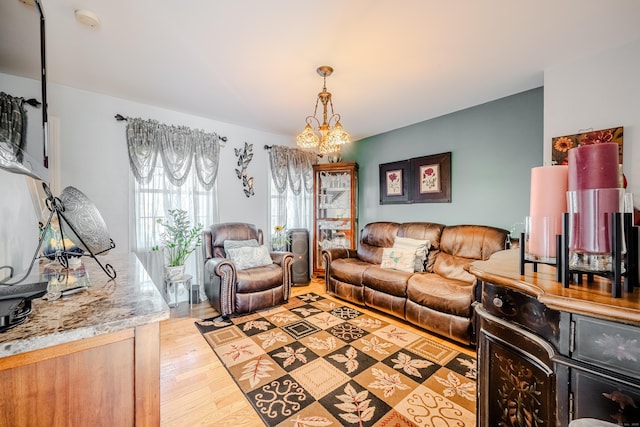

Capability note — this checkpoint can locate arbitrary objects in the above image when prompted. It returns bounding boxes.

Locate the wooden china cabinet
[312,162,358,277]
[469,249,640,427]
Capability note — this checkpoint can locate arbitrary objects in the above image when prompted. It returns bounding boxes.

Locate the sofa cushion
[396,222,445,272]
[235,263,283,293]
[362,265,412,297]
[406,273,474,317]
[433,225,508,282]
[380,247,416,272]
[392,236,430,272]
[356,222,399,264]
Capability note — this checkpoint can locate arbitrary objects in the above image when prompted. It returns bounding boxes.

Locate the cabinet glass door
[313,162,357,276]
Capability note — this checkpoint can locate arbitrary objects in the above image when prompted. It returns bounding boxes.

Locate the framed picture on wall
[379,160,410,204]
[410,152,451,203]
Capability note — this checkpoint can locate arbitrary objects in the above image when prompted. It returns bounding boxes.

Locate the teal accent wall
[341,87,543,233]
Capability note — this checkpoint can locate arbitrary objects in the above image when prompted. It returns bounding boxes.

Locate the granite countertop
[0,253,170,357]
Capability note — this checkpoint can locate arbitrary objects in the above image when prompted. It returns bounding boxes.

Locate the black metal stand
[519,232,563,282]
[561,211,637,298]
[0,183,116,287]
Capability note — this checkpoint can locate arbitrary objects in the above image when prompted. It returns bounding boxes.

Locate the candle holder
[520,231,563,281]
[561,211,637,298]
[566,188,624,272]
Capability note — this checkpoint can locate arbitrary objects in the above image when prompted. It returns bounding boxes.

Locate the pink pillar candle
[528,165,568,258]
[568,142,620,191]
[567,142,622,255]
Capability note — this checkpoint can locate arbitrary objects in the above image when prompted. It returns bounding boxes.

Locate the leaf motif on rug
[257,330,289,348]
[195,317,232,328]
[335,383,376,424]
[328,346,359,373]
[457,356,477,380]
[361,336,393,355]
[306,336,337,351]
[291,307,322,317]
[273,345,308,368]
[352,317,383,329]
[243,320,271,331]
[269,313,300,324]
[239,355,275,388]
[380,327,412,343]
[434,371,476,401]
[316,301,336,310]
[298,293,321,302]
[392,352,434,378]
[368,367,411,397]
[288,415,332,427]
[222,343,255,362]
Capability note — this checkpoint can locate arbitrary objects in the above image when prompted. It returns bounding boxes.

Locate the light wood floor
[159,278,476,427]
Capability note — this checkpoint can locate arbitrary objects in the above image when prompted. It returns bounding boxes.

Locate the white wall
[544,37,640,209]
[1,73,293,274]
[0,170,40,276]
[48,83,293,256]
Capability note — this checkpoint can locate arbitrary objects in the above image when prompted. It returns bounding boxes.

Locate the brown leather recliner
[202,222,294,316]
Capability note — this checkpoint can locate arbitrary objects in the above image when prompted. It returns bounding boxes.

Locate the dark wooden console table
[469,249,640,426]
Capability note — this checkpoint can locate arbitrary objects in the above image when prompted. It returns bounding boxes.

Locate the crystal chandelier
[296,66,351,154]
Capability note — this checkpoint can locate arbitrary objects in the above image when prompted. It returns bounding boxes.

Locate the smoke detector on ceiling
[74,9,100,28]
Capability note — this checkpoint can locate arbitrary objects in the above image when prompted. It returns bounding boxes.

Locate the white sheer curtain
[268,145,315,247]
[127,117,221,303]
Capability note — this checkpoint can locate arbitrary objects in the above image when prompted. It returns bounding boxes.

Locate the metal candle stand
[41,183,117,279]
[519,232,563,282]
[560,212,638,298]
[6,183,117,286]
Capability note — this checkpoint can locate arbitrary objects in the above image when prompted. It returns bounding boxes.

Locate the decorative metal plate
[59,186,112,255]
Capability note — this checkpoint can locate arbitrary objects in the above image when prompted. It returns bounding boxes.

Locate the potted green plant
[154,209,203,279]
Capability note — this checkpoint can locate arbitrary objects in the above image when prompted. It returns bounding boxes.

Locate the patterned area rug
[195,293,476,426]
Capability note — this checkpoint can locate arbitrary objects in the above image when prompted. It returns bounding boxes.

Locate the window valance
[268,145,316,195]
[126,117,221,190]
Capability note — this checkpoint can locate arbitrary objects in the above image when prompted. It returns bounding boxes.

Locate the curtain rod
[115,113,228,142]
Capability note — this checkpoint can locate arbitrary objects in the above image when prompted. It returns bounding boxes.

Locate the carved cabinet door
[476,306,558,427]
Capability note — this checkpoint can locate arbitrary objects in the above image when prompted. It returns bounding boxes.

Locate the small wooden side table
[164,274,193,307]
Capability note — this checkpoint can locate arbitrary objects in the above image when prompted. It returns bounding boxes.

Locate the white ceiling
[3,0,640,141]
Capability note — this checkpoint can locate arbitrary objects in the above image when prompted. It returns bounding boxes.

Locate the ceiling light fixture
[74,9,100,28]
[296,66,351,154]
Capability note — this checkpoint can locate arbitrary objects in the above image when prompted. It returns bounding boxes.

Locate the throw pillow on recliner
[224,239,260,251]
[226,245,273,270]
[392,236,430,272]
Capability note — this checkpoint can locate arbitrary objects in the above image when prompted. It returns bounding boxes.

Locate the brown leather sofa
[202,222,294,316]
[322,221,509,345]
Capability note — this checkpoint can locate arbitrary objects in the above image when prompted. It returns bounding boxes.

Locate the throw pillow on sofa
[226,245,273,270]
[393,236,430,272]
[380,247,416,272]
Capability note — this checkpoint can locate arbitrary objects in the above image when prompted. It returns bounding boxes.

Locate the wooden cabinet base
[0,323,160,427]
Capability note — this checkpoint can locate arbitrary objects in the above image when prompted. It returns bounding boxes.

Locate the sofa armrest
[204,257,237,315]
[322,248,358,288]
[270,251,293,266]
[322,248,357,264]
[270,251,294,300]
